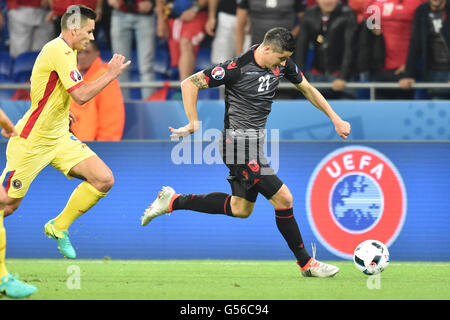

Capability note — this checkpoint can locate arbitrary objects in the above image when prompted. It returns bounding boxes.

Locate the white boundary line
[6,259,450,267]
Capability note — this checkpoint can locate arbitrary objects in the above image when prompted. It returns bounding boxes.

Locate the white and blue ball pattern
[353,240,390,275]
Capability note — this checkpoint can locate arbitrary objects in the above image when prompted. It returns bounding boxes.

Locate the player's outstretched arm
[169,71,209,138]
[0,109,18,138]
[69,54,131,105]
[295,77,351,140]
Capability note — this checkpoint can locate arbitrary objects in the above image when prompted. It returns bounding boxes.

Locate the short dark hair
[261,27,295,53]
[61,5,96,31]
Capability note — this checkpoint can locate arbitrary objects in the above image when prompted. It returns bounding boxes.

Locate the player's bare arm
[70,54,131,105]
[169,71,209,138]
[295,77,351,140]
[0,109,18,138]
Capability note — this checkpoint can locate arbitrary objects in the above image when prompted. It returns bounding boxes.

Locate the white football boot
[300,243,340,278]
[141,186,178,226]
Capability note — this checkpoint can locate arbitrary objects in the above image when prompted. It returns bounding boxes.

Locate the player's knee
[95,172,115,193]
[230,197,254,218]
[3,202,20,217]
[179,38,193,51]
[271,186,293,208]
[232,207,253,218]
[230,202,254,218]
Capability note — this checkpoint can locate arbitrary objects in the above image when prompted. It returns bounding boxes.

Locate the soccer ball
[353,240,390,275]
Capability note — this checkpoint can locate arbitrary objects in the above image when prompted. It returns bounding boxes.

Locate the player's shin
[172,192,234,216]
[54,181,108,231]
[0,211,8,277]
[275,207,311,267]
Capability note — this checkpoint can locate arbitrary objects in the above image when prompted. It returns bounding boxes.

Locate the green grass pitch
[2,259,450,300]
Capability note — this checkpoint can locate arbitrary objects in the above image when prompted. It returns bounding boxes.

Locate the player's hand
[399,78,415,89]
[205,17,216,36]
[157,20,169,39]
[169,122,200,138]
[332,79,347,91]
[138,0,153,14]
[107,54,131,78]
[334,119,351,140]
[1,124,18,138]
[45,10,54,23]
[108,0,122,10]
[179,8,197,22]
[394,65,405,75]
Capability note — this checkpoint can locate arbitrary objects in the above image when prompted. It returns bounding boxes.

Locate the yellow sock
[0,210,8,278]
[54,182,108,231]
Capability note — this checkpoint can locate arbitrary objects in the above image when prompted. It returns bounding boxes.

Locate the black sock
[172,192,233,216]
[275,208,311,267]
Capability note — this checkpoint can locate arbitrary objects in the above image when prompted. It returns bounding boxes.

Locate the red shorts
[168,11,207,67]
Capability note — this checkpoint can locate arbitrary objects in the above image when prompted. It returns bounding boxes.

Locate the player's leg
[7,7,33,58]
[45,134,112,258]
[170,180,257,218]
[110,8,133,99]
[0,187,8,278]
[135,14,156,99]
[141,170,258,225]
[52,154,113,232]
[177,11,207,80]
[0,186,37,298]
[266,181,339,277]
[178,37,196,81]
[0,136,52,218]
[264,182,312,267]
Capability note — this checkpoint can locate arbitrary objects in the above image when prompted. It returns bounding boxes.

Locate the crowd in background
[0,0,449,102]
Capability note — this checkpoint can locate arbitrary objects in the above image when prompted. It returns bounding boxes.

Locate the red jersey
[6,0,42,9]
[365,0,425,70]
[51,0,98,17]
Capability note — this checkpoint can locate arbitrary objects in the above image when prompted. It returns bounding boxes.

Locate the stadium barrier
[1,81,450,100]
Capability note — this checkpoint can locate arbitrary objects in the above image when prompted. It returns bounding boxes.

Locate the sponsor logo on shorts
[12,179,22,189]
[211,67,225,80]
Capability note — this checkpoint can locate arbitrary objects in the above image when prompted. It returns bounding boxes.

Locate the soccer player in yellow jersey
[0,108,37,298]
[0,5,131,259]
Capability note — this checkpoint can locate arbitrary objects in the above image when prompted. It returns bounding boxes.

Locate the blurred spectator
[70,40,125,141]
[109,0,156,99]
[361,0,424,99]
[205,0,250,64]
[47,1,103,37]
[6,0,53,58]
[0,0,4,31]
[235,0,305,55]
[348,0,367,24]
[399,0,450,98]
[157,0,208,80]
[294,0,358,99]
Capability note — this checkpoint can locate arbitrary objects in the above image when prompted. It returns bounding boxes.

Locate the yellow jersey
[15,37,84,141]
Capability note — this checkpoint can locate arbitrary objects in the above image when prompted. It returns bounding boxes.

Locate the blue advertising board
[1,141,449,261]
[1,100,450,140]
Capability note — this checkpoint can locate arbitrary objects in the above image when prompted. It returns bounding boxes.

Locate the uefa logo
[306,146,407,259]
[211,67,225,80]
[70,70,82,83]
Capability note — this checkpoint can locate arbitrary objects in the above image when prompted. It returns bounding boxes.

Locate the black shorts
[219,133,284,203]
